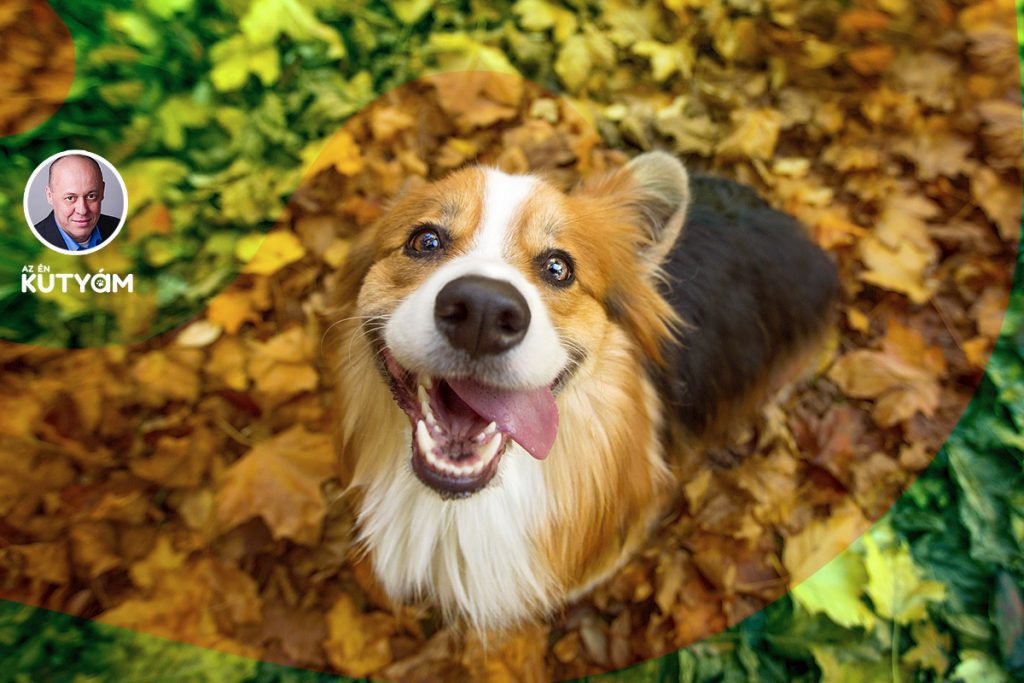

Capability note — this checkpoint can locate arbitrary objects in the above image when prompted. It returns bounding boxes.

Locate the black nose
[435,275,531,357]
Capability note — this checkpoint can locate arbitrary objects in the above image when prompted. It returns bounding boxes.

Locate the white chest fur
[355,436,556,631]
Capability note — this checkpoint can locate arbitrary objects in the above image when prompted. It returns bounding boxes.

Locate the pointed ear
[623,151,690,263]
[575,151,690,265]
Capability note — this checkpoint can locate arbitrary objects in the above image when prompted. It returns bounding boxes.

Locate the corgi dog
[330,152,838,632]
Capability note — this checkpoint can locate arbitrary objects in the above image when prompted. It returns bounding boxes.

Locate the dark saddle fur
[658,175,840,434]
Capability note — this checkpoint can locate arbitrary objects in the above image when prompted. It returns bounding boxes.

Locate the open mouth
[381,349,559,498]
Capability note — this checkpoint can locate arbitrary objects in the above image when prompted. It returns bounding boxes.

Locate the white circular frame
[22,149,129,256]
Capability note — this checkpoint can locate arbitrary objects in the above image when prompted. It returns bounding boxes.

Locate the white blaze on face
[383,168,569,389]
[362,168,567,628]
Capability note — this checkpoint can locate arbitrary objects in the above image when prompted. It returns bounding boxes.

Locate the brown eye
[406,227,444,256]
[540,251,574,287]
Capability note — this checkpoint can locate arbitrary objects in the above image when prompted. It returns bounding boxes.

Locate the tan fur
[328,159,688,628]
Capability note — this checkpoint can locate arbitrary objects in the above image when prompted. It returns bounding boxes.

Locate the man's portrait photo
[23,150,127,255]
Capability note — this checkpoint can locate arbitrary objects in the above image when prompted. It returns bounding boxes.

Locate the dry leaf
[216,425,334,545]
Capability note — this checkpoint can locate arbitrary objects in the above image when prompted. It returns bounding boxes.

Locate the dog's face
[337,153,689,499]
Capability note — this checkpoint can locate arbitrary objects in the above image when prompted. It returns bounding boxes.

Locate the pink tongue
[447,379,558,460]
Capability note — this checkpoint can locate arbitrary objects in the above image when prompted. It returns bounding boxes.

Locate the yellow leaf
[633,39,695,82]
[863,533,945,623]
[904,622,951,676]
[207,288,262,333]
[129,535,185,590]
[323,594,395,676]
[242,231,306,275]
[301,130,365,179]
[858,221,939,304]
[427,33,519,74]
[513,0,577,40]
[716,108,784,160]
[792,552,876,628]
[554,34,592,91]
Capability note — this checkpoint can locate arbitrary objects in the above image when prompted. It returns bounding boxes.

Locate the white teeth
[478,432,502,465]
[417,385,437,428]
[416,420,436,454]
[416,419,504,479]
[418,374,433,390]
[473,422,498,443]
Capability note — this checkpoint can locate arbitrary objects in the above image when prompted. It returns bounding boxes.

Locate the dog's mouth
[381,349,559,498]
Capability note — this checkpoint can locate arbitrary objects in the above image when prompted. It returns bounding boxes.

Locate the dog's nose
[435,275,531,357]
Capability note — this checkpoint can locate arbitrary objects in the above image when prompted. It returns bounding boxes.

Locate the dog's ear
[572,152,690,363]
[575,151,690,266]
[622,151,690,264]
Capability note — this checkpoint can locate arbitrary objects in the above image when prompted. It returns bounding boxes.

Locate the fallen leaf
[783,499,868,584]
[323,594,394,676]
[216,425,335,545]
[242,231,307,276]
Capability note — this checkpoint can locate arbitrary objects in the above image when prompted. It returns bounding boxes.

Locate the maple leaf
[216,425,334,545]
[207,278,271,334]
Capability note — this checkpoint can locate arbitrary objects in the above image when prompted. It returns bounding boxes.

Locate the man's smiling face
[45,156,105,241]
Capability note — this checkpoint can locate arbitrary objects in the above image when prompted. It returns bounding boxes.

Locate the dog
[329,152,839,632]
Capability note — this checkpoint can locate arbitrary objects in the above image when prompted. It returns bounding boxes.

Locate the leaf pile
[0,0,1021,681]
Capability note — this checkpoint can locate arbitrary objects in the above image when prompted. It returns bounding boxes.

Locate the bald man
[34,154,120,252]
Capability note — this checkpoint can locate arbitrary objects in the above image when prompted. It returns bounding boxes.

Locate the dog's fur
[329,153,838,632]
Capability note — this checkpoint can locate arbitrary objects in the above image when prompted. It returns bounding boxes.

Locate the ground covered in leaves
[0,0,1022,681]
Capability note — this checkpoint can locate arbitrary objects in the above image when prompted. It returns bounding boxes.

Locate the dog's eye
[540,251,574,287]
[406,227,444,256]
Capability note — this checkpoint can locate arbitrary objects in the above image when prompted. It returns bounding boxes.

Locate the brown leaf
[830,321,945,427]
[716,108,783,161]
[68,521,122,579]
[971,166,1022,241]
[783,499,868,584]
[216,425,334,545]
[131,349,203,407]
[846,44,895,75]
[130,427,216,488]
[3,541,69,585]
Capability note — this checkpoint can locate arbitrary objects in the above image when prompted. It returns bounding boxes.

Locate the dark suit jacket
[34,211,119,251]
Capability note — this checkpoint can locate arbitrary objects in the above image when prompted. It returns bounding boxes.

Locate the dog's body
[331,153,838,632]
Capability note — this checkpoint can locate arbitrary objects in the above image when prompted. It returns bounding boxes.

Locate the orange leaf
[846,44,895,75]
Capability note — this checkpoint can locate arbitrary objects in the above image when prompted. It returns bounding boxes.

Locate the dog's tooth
[419,374,433,390]
[416,420,436,454]
[472,422,498,443]
[478,432,502,465]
